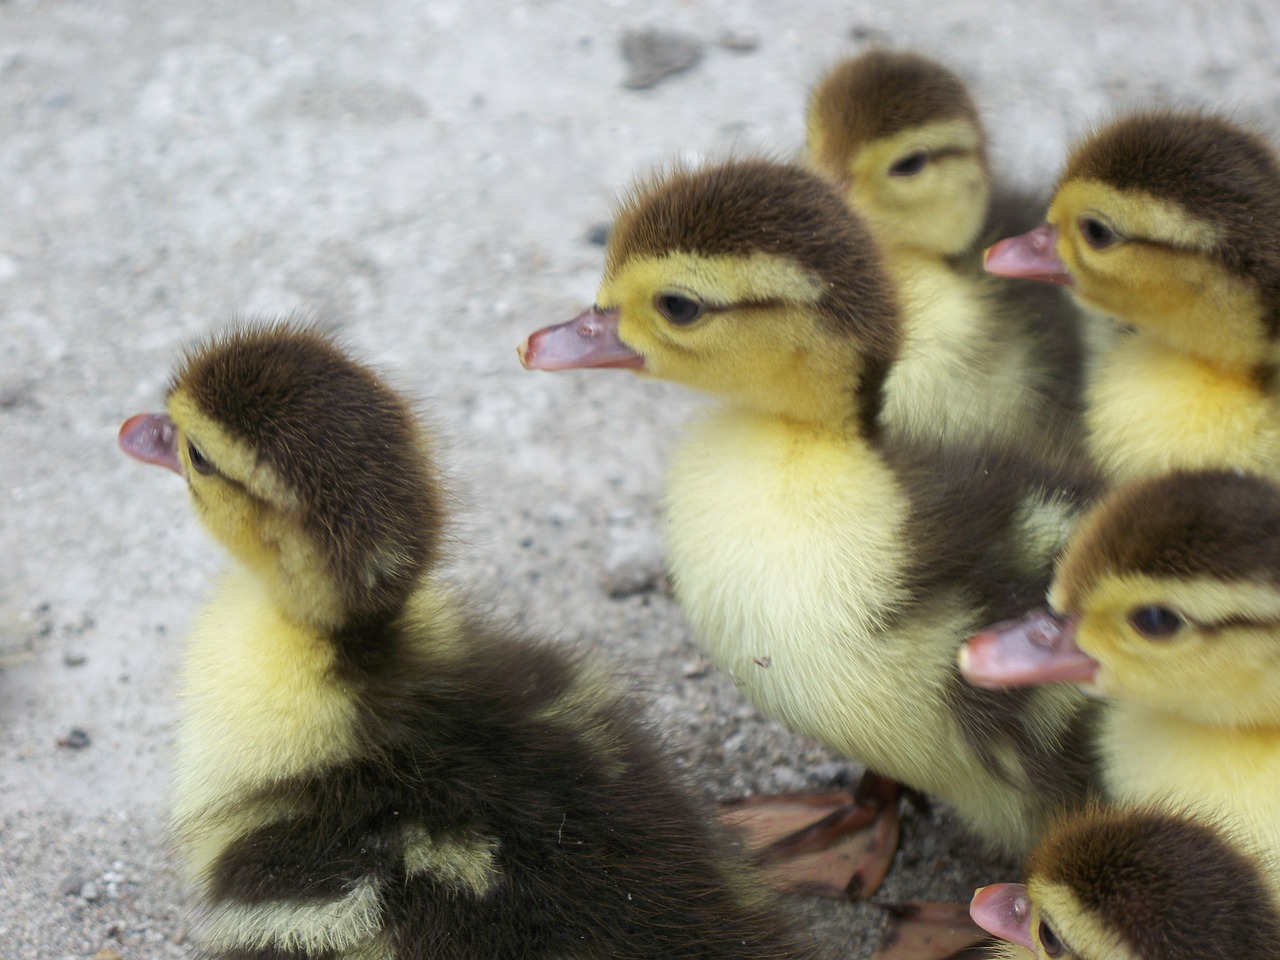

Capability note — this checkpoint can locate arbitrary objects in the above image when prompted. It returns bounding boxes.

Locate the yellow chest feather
[1102,706,1280,877]
[884,259,1045,445]
[664,409,980,792]
[171,569,360,881]
[1086,337,1280,482]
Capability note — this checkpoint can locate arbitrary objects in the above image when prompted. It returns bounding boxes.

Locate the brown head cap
[808,51,985,165]
[1056,469,1280,609]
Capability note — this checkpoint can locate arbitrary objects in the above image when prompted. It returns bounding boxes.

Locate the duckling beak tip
[118,412,183,476]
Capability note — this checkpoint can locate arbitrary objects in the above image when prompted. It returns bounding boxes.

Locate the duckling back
[120,322,820,960]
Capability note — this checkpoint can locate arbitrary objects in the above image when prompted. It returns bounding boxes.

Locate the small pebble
[620,28,704,90]
[58,727,91,750]
[584,222,610,246]
[681,659,709,679]
[63,651,87,667]
[80,880,100,902]
[718,31,759,52]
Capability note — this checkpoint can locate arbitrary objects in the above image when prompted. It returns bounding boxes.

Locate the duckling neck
[1086,335,1280,481]
[1101,703,1280,857]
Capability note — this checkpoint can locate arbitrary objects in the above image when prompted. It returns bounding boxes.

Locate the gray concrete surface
[2,1,1278,957]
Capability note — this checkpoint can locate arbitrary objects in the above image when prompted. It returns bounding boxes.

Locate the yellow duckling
[520,160,1098,895]
[970,805,1280,960]
[117,322,820,960]
[805,50,1084,450]
[963,468,1280,884]
[985,111,1280,483]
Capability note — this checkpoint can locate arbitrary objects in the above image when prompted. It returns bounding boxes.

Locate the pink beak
[984,224,1073,285]
[119,413,183,475]
[970,883,1035,951]
[959,607,1098,688]
[518,307,645,372]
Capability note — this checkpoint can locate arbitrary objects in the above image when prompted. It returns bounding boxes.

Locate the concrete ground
[2,1,1278,957]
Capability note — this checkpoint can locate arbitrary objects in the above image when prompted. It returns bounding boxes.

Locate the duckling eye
[656,293,704,326]
[1078,216,1117,250]
[187,440,215,476]
[1128,605,1184,640]
[1038,920,1064,957]
[888,151,929,177]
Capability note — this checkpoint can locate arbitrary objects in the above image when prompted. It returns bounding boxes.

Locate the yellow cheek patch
[599,250,824,314]
[168,390,298,511]
[596,251,866,422]
[1051,181,1222,252]
[1049,181,1267,367]
[1053,573,1280,723]
[1057,573,1280,631]
[842,120,988,256]
[1026,879,1134,960]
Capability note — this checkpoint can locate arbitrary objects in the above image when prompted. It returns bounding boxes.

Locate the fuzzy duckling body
[805,50,1083,450]
[970,805,1280,960]
[520,160,1098,859]
[118,324,819,960]
[963,469,1280,889]
[986,112,1280,484]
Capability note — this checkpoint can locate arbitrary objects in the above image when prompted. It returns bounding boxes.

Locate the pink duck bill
[518,306,645,372]
[959,607,1099,689]
[970,882,1035,951]
[984,224,1074,286]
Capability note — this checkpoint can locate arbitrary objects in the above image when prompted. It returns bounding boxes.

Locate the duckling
[804,50,1084,451]
[519,160,1099,895]
[970,805,1280,959]
[117,322,821,960]
[962,468,1280,881]
[984,111,1280,483]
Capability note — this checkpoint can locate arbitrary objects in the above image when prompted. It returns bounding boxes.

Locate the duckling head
[520,159,901,430]
[119,323,441,631]
[805,50,991,257]
[986,112,1280,371]
[972,806,1280,960]
[964,470,1280,729]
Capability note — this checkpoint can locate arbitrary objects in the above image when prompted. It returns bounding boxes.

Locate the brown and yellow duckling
[963,468,1280,885]
[520,160,1099,898]
[118,323,821,960]
[805,50,1084,450]
[970,805,1280,960]
[985,111,1280,483]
